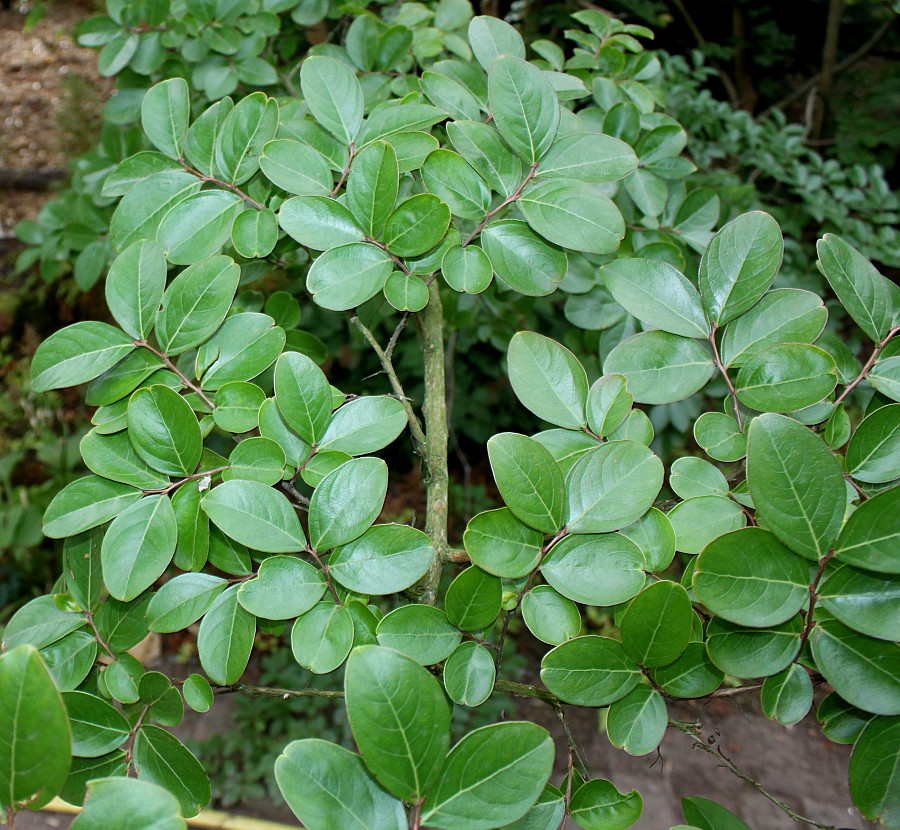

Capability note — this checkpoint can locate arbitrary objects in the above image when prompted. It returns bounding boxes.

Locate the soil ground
[0,4,881,830]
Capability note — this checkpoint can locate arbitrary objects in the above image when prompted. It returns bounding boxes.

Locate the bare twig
[835,324,900,404]
[177,159,266,210]
[708,326,743,431]
[133,340,216,409]
[462,163,538,247]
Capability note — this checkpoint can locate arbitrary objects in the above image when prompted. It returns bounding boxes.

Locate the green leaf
[845,403,900,484]
[446,120,523,197]
[172,481,209,571]
[669,457,728,500]
[569,779,642,830]
[347,141,400,237]
[488,56,559,163]
[223,437,285,486]
[445,566,502,631]
[480,219,566,296]
[109,172,201,251]
[835,485,900,573]
[507,331,588,429]
[442,244,493,293]
[420,722,554,830]
[601,259,707,339]
[383,194,451,258]
[607,685,667,757]
[158,190,243,265]
[681,797,750,830]
[128,385,202,477]
[345,645,451,801]
[182,674,213,714]
[667,495,746,555]
[141,78,189,160]
[291,601,355,674]
[604,331,714,405]
[71,777,186,830]
[300,56,364,144]
[422,149,490,221]
[376,605,461,666]
[214,92,279,185]
[693,412,746,462]
[102,494,177,602]
[102,151,183,198]
[443,643,496,707]
[817,692,873,744]
[537,133,637,183]
[307,242,394,311]
[202,479,306,552]
[384,270,429,311]
[196,311,285,390]
[819,564,900,641]
[488,432,566,533]
[319,396,407,455]
[105,240,166,341]
[273,351,332,445]
[719,289,827,367]
[463,508,543,578]
[520,179,623,255]
[43,476,141,538]
[39,631,95,692]
[566,440,663,533]
[816,233,894,341]
[197,585,255,685]
[694,528,808,627]
[810,618,900,715]
[705,616,801,678]
[869,356,900,401]
[586,375,632,438]
[359,105,446,146]
[387,131,440,173]
[541,636,640,706]
[760,664,813,726]
[260,139,332,196]
[421,71,482,122]
[31,322,135,393]
[147,573,227,633]
[86,348,163,407]
[699,211,783,326]
[0,646,70,810]
[330,524,432,595]
[522,586,582,645]
[231,208,278,258]
[468,15,525,70]
[275,739,406,830]
[308,457,387,549]
[735,343,837,412]
[620,508,676,573]
[80,429,169,489]
[238,556,326,620]
[155,254,240,356]
[278,196,365,251]
[259,397,313,468]
[64,529,103,612]
[747,413,846,560]
[213,382,265,434]
[63,691,129,758]
[620,581,693,667]
[650,642,723,699]
[849,716,900,826]
[541,533,645,606]
[133,725,210,817]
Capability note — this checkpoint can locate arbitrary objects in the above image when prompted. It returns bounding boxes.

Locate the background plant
[1,3,899,830]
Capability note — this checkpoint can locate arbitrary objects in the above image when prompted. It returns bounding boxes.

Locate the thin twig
[177,159,266,210]
[708,326,743,431]
[306,545,342,604]
[85,610,115,660]
[331,143,355,196]
[133,340,216,409]
[795,551,835,661]
[669,720,838,829]
[834,324,900,404]
[142,466,229,496]
[462,163,538,247]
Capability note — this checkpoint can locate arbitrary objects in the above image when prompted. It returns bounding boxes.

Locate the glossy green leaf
[849,716,900,825]
[109,172,201,251]
[705,616,801,678]
[468,15,525,70]
[442,244,493,293]
[569,779,642,830]
[133,725,210,817]
[693,412,746,462]
[650,642,723,698]
[835,485,900,573]
[443,643,496,707]
[668,495,746,555]
[606,685,667,757]
[522,586,582,645]
[620,508,676,573]
[699,211,783,325]
[196,311,284,390]
[480,220,566,296]
[420,722,554,830]
[300,56,364,144]
[105,240,166,341]
[463,508,543,578]
[147,573,227,633]
[566,440,663,533]
[586,374,632,438]
[845,403,900,483]
[669,457,728,500]
[71,777,185,830]
[760,663,813,726]
[214,92,278,185]
[736,343,836,412]
[541,636,640,706]
[681,797,750,830]
[488,432,566,533]
[329,523,431,594]
[382,194,451,258]
[345,645,450,800]
[275,739,406,830]
[31,322,135,393]
[541,533,645,606]
[620,581,693,667]
[445,566,502,631]
[128,385,202,477]
[308,457,387,550]
[159,190,242,265]
[278,196,365,251]
[347,141,399,236]
[260,139,332,196]
[80,429,169,489]
[747,413,846,560]
[197,585,255,685]
[538,133,637,183]
[319,396,407,455]
[376,605,461,666]
[604,331,714,405]
[446,119,523,197]
[238,556,326,620]
[202,479,306,552]
[63,691,129,758]
[0,646,70,810]
[291,601,354,674]
[307,242,394,311]
[230,207,278,258]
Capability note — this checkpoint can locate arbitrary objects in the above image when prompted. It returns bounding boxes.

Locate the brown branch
[141,466,229,496]
[305,545,342,604]
[177,160,265,210]
[462,163,538,247]
[85,610,115,660]
[331,143,355,196]
[133,340,216,409]
[708,327,743,431]
[835,324,900,404]
[795,551,836,661]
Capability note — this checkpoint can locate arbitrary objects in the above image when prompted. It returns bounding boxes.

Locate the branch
[349,314,427,457]
[835,324,900,404]
[462,163,538,247]
[795,551,835,661]
[669,720,839,829]
[141,466,229,496]
[133,340,216,409]
[759,13,897,119]
[708,327,743,431]
[177,159,266,210]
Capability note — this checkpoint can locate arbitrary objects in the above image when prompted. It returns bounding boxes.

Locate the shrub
[2,3,899,830]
